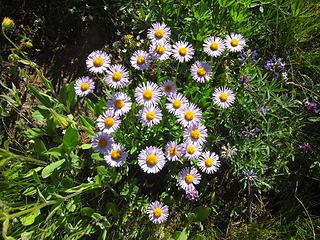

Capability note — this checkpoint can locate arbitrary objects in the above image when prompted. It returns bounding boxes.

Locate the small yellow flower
[2,17,15,30]
[55,114,69,129]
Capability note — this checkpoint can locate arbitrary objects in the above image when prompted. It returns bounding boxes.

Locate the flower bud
[2,17,15,30]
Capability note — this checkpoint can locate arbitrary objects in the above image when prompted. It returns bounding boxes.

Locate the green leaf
[21,231,34,240]
[20,208,40,226]
[176,228,189,240]
[79,115,95,136]
[41,159,65,178]
[63,127,79,150]
[34,138,47,157]
[28,85,55,108]
[80,143,92,149]
[192,206,211,222]
[191,234,206,240]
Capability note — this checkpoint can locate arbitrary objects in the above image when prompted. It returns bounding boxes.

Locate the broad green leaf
[177,228,189,240]
[63,127,79,150]
[34,138,47,157]
[193,206,211,222]
[191,234,206,240]
[41,159,65,178]
[28,85,55,108]
[20,208,40,226]
[21,231,34,240]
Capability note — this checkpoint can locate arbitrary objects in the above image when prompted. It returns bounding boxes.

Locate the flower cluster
[75,22,249,224]
[265,54,286,76]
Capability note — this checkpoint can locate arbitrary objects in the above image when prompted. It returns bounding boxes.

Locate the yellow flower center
[164,85,172,92]
[185,174,194,184]
[136,56,145,65]
[156,45,165,55]
[153,208,163,218]
[114,99,124,109]
[187,145,196,154]
[143,89,154,100]
[204,158,214,167]
[210,42,219,51]
[112,72,122,81]
[190,129,201,140]
[178,47,187,56]
[219,92,229,102]
[146,154,158,166]
[93,57,104,67]
[111,149,122,160]
[169,147,177,156]
[154,29,164,39]
[146,111,155,120]
[184,111,194,121]
[104,117,115,127]
[197,67,207,77]
[231,38,239,47]
[173,99,182,109]
[80,82,90,91]
[98,138,107,148]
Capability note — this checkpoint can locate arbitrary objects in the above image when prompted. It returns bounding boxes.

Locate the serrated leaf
[41,159,65,178]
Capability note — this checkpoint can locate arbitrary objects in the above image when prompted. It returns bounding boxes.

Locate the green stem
[2,29,30,61]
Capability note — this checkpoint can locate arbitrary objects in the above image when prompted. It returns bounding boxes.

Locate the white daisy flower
[107,92,132,116]
[203,36,225,57]
[139,105,162,127]
[74,76,95,97]
[86,50,110,74]
[178,168,201,191]
[92,132,114,154]
[172,41,194,62]
[182,142,202,161]
[183,123,207,146]
[147,201,169,224]
[190,61,213,83]
[165,141,182,161]
[149,42,172,61]
[160,80,177,96]
[176,103,202,127]
[213,87,236,108]
[135,81,162,107]
[147,22,171,44]
[199,151,220,174]
[104,143,128,167]
[105,64,129,89]
[97,110,121,134]
[166,92,189,115]
[138,146,166,174]
[225,33,246,52]
[130,50,151,70]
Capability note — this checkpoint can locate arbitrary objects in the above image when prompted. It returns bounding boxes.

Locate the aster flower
[182,143,202,161]
[225,33,246,52]
[139,106,163,127]
[199,151,220,174]
[107,92,132,116]
[135,81,162,107]
[105,64,130,89]
[212,87,235,108]
[305,101,319,114]
[203,36,225,57]
[147,201,169,224]
[244,169,258,185]
[183,123,207,146]
[164,141,182,161]
[86,50,111,74]
[149,42,172,61]
[147,22,171,44]
[74,76,95,97]
[178,168,201,191]
[299,143,311,153]
[190,61,213,83]
[160,80,177,96]
[185,189,199,201]
[97,110,121,134]
[104,143,128,167]
[138,146,166,174]
[92,132,114,154]
[172,41,194,62]
[176,103,202,127]
[130,50,151,70]
[166,92,189,115]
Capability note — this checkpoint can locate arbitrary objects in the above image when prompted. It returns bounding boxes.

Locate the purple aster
[244,169,257,185]
[299,143,311,153]
[305,101,319,114]
[185,189,199,201]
